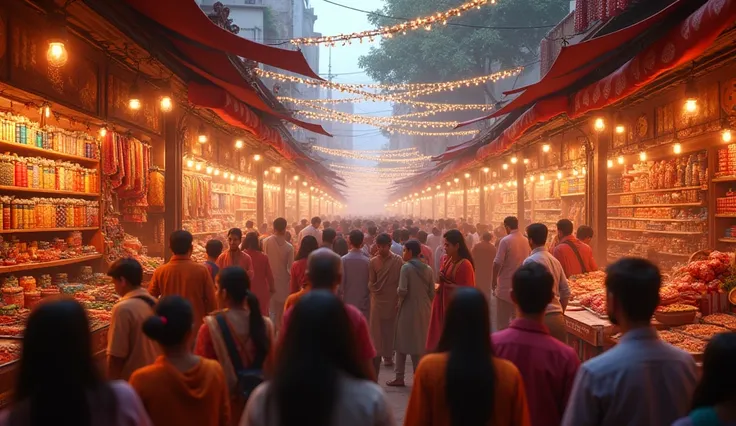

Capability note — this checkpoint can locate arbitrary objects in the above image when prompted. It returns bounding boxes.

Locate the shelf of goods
[606,152,708,268]
[566,250,736,361]
[532,179,561,242]
[491,188,530,226]
[0,112,114,387]
[714,142,736,248]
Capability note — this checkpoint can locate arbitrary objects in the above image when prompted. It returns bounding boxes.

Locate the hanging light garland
[328,163,425,173]
[296,109,459,128]
[291,0,496,46]
[255,66,521,98]
[301,111,479,136]
[312,146,432,163]
[277,96,494,112]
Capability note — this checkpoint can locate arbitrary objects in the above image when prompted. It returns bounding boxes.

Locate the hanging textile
[148,168,165,208]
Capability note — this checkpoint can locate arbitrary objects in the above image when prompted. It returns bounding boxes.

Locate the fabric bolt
[130,356,230,426]
[281,303,376,361]
[523,247,570,315]
[148,255,217,327]
[368,253,403,357]
[553,235,598,278]
[394,259,434,356]
[471,241,497,304]
[494,230,531,303]
[341,249,371,319]
[426,257,475,352]
[562,327,698,426]
[288,258,308,294]
[241,374,395,426]
[244,249,274,316]
[493,318,580,426]
[107,288,160,381]
[403,353,530,426]
[216,250,255,282]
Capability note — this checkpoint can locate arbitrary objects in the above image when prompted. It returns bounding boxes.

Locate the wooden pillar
[279,172,286,219]
[256,162,264,227]
[462,178,468,220]
[308,189,313,218]
[444,190,448,218]
[164,112,183,259]
[591,116,609,267]
[516,160,525,230]
[479,170,486,225]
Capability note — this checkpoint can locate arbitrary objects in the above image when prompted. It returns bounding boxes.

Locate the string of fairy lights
[296,109,459,128]
[255,66,522,98]
[278,96,494,112]
[290,0,496,46]
[301,110,479,136]
[328,163,424,172]
[312,146,432,163]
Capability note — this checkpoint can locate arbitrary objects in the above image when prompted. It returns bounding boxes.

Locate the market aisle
[378,360,413,424]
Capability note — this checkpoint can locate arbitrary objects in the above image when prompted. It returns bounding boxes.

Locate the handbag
[215,314,264,402]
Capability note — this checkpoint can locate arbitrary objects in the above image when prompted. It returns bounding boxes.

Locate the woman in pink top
[0,299,152,426]
[289,235,318,294]
[242,232,275,315]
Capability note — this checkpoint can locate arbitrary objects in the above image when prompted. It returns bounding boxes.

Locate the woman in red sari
[426,229,476,352]
[242,232,275,316]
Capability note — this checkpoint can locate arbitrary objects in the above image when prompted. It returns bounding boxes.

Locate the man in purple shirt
[493,262,580,426]
[492,216,531,330]
[340,229,371,319]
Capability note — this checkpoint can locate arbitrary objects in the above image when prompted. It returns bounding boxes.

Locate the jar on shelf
[1,196,10,230]
[56,163,65,191]
[0,155,14,187]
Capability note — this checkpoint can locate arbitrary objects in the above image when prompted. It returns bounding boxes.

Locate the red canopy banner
[457,0,687,128]
[475,97,568,161]
[570,0,736,117]
[188,82,301,161]
[123,0,321,80]
[433,139,481,162]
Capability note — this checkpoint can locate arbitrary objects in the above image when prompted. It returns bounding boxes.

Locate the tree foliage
[358,0,570,85]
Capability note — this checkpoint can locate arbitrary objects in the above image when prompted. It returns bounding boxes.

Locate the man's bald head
[307,248,343,291]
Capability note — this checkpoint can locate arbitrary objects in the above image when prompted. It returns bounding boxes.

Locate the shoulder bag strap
[132,295,156,309]
[562,240,587,273]
[216,314,246,372]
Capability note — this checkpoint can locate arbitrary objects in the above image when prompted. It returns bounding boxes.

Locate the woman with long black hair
[289,235,319,294]
[0,299,151,426]
[195,266,274,424]
[405,287,530,426]
[240,290,394,426]
[425,228,476,351]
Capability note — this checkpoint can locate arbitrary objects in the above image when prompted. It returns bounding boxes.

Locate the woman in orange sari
[426,229,475,352]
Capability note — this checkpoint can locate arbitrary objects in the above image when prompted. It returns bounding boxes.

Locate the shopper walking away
[130,296,230,426]
[576,226,595,247]
[205,240,224,281]
[404,287,530,426]
[243,232,275,317]
[387,241,434,387]
[242,291,393,426]
[261,218,293,335]
[493,262,579,426]
[195,267,274,424]
[673,332,736,426]
[341,230,371,319]
[0,299,151,426]
[363,225,378,258]
[149,230,217,328]
[426,229,476,352]
[553,219,597,277]
[492,216,530,331]
[562,258,698,426]
[416,231,434,271]
[322,228,337,251]
[369,233,403,379]
[471,231,497,306]
[297,216,322,248]
[280,248,376,379]
[333,236,349,257]
[107,258,160,381]
[288,235,318,295]
[522,224,570,342]
[217,229,254,281]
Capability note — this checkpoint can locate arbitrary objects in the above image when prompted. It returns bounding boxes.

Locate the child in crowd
[205,239,224,281]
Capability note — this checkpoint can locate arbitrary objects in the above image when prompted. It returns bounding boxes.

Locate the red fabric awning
[188,82,301,161]
[458,0,688,128]
[475,97,568,161]
[123,0,321,80]
[570,0,736,117]
[177,57,331,137]
[432,139,480,162]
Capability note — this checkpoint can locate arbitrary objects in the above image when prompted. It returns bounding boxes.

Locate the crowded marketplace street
[4,0,736,425]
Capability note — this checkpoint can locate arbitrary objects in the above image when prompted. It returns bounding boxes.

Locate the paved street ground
[377,360,413,424]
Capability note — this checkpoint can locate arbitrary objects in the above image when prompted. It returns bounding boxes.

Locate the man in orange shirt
[149,231,217,327]
[216,228,255,281]
[553,219,598,277]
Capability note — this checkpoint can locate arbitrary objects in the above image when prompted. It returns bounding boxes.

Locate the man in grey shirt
[340,229,371,319]
[562,258,698,426]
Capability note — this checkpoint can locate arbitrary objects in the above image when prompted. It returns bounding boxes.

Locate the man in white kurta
[262,218,294,335]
